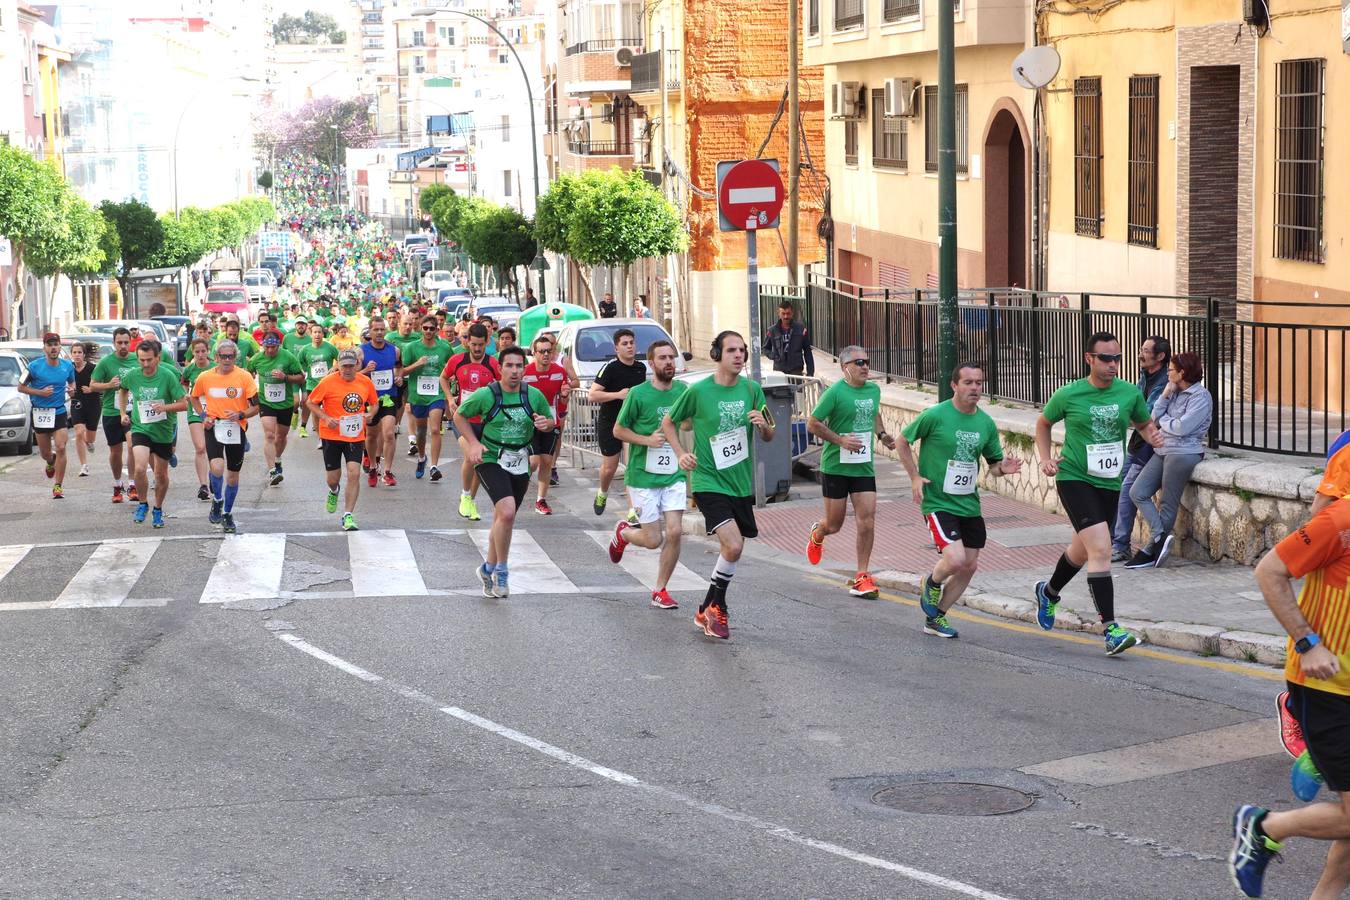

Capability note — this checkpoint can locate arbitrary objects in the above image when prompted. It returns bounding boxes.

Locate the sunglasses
[846,358,870,367]
[217,353,237,360]
[422,325,437,331]
[1091,353,1123,363]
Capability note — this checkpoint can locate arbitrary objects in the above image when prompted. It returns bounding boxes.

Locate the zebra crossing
[0,528,708,612]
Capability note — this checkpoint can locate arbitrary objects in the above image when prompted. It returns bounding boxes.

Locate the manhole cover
[870,782,1035,816]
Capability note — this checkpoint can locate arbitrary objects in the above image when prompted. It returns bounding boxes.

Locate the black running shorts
[1056,479,1120,532]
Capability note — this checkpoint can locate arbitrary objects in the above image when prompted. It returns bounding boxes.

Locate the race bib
[137,400,166,423]
[339,414,363,438]
[838,432,872,465]
[372,369,394,391]
[309,361,328,379]
[264,382,286,404]
[417,375,440,397]
[213,420,241,445]
[943,459,978,495]
[645,442,678,475]
[710,429,748,470]
[499,446,528,475]
[33,407,57,429]
[1086,441,1124,478]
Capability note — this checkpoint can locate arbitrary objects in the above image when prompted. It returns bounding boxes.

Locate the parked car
[553,318,692,384]
[71,319,169,344]
[258,257,287,282]
[0,350,33,455]
[246,267,277,286]
[154,315,194,364]
[402,234,432,256]
[203,284,253,323]
[436,286,475,310]
[243,272,275,302]
[421,270,455,302]
[473,301,523,331]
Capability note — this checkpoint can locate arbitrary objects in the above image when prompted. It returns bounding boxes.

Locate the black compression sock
[1047,553,1083,595]
[1087,573,1114,623]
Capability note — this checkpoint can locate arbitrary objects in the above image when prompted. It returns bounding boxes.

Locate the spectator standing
[762,300,814,376]
[598,292,618,318]
[1111,335,1171,561]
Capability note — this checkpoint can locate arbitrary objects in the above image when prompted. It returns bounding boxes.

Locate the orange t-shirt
[1277,499,1350,697]
[190,366,258,430]
[308,371,378,442]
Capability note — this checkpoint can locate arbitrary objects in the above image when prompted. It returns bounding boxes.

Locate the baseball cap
[338,348,360,365]
[262,332,281,346]
[42,331,61,343]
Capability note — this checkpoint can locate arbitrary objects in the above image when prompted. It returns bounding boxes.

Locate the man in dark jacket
[762,301,814,376]
[1111,335,1171,561]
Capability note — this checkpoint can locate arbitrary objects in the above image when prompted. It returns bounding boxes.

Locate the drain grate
[870,782,1035,817]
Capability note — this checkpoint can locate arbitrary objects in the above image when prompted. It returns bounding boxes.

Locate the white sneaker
[78,464,90,477]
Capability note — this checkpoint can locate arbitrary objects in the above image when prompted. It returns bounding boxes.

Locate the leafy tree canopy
[254,96,375,168]
[420,183,454,215]
[98,199,164,290]
[459,203,535,278]
[536,169,684,268]
[273,11,345,45]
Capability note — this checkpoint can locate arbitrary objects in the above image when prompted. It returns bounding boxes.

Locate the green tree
[26,192,106,281]
[430,191,477,246]
[257,171,274,191]
[419,183,454,215]
[272,11,345,44]
[154,207,220,270]
[0,144,70,326]
[98,198,165,302]
[459,203,536,296]
[209,204,249,252]
[533,174,578,255]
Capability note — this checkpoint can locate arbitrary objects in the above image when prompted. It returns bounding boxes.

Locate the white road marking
[201,534,286,603]
[468,529,580,594]
[585,530,706,592]
[349,529,428,597]
[276,632,1018,900]
[1018,719,1279,786]
[52,539,162,608]
[0,543,32,584]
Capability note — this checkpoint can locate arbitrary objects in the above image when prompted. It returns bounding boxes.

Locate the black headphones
[710,330,739,362]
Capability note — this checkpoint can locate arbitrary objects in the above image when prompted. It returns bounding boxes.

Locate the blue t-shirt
[25,357,76,411]
[360,341,400,398]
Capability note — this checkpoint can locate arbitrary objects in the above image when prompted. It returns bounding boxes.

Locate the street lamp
[173,76,260,219]
[412,4,546,303]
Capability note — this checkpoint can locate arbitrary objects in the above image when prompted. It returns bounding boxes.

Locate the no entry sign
[716,159,785,232]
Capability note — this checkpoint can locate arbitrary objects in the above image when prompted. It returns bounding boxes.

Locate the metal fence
[760,275,1350,457]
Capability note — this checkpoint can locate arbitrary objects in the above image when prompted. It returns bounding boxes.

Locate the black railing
[567,140,626,156]
[564,38,636,56]
[759,275,1350,457]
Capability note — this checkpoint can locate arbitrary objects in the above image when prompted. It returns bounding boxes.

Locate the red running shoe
[608,520,629,563]
[128,483,139,502]
[806,522,825,565]
[706,604,730,639]
[112,485,124,503]
[650,589,678,610]
[535,498,552,516]
[367,469,378,487]
[362,451,371,472]
[383,471,397,487]
[694,607,710,635]
[1278,690,1307,759]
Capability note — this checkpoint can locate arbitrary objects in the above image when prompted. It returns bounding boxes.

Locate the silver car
[553,318,692,385]
[0,350,34,455]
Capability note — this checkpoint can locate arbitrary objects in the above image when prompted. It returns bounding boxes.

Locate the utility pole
[786,0,800,286]
[936,0,957,401]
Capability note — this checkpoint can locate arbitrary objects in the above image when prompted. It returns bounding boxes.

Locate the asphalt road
[0,427,1324,899]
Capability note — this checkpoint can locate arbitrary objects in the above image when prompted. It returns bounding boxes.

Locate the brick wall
[1187,65,1240,301]
[559,50,632,86]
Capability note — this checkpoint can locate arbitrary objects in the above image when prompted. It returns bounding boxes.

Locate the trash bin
[756,383,798,502]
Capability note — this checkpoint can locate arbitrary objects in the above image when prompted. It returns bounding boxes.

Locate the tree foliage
[272,11,346,45]
[254,96,375,168]
[257,171,274,190]
[99,199,164,297]
[536,169,684,268]
[430,191,475,246]
[26,192,106,279]
[152,198,274,270]
[459,204,535,291]
[419,183,454,215]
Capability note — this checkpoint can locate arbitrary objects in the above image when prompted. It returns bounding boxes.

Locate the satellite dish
[1012,45,1061,90]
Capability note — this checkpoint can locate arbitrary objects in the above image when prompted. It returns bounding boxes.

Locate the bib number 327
[711,429,748,470]
[499,447,528,475]
[1086,441,1124,478]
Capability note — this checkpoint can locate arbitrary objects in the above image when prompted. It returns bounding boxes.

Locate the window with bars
[834,0,863,30]
[808,0,819,35]
[871,88,906,169]
[922,84,967,174]
[883,0,919,21]
[1127,75,1159,248]
[1274,58,1325,263]
[1074,77,1103,238]
[845,119,859,166]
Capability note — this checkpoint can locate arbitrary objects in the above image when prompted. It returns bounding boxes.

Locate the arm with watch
[1255,540,1340,681]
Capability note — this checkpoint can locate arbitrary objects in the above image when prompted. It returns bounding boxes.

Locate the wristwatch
[1295,633,1321,655]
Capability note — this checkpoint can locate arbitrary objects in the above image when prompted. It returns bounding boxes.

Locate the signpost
[716,158,786,507]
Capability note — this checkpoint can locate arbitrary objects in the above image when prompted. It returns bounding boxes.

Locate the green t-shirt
[390,331,421,356]
[1042,377,1151,489]
[298,342,339,390]
[665,376,768,497]
[181,362,209,424]
[617,380,689,490]
[212,331,259,362]
[401,338,454,405]
[282,330,310,355]
[900,400,1004,517]
[120,365,185,443]
[90,352,140,416]
[456,384,550,466]
[246,348,304,409]
[811,379,882,477]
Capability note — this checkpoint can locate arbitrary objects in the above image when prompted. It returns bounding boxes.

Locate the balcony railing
[630,49,680,93]
[568,140,628,156]
[564,38,639,56]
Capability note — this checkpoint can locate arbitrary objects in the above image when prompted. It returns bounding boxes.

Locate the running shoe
[478,563,495,598]
[269,467,284,486]
[806,522,824,565]
[1276,690,1307,758]
[924,614,959,639]
[151,507,165,529]
[408,434,418,456]
[459,494,480,520]
[1229,805,1281,899]
[367,469,378,487]
[128,484,139,502]
[494,568,510,598]
[416,456,427,479]
[197,484,209,502]
[362,450,371,472]
[133,502,148,524]
[342,512,358,532]
[608,521,630,563]
[429,466,442,483]
[626,508,640,527]
[695,606,710,635]
[651,589,678,610]
[209,499,223,525]
[112,485,124,503]
[79,464,89,478]
[1104,623,1139,656]
[1291,749,1324,802]
[593,491,607,516]
[45,457,55,478]
[549,470,559,486]
[849,572,879,599]
[52,483,64,500]
[383,471,397,487]
[706,604,730,639]
[535,498,552,515]
[1033,581,1058,631]
[276,461,283,475]
[222,513,237,535]
[1153,533,1175,567]
[298,426,308,439]
[920,574,942,618]
[325,490,339,514]
[1123,547,1158,569]
[169,452,178,469]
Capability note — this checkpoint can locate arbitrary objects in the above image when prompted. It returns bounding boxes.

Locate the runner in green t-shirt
[245,333,305,485]
[212,320,259,362]
[116,342,188,528]
[282,318,311,356]
[1032,331,1162,655]
[89,328,141,501]
[896,362,1021,638]
[608,340,690,609]
[452,346,553,599]
[389,311,423,460]
[297,326,338,438]
[660,330,774,640]
[805,346,896,600]
[401,315,455,481]
[180,336,213,501]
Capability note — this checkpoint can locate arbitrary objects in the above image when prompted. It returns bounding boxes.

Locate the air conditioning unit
[884,77,919,117]
[1242,0,1269,29]
[830,81,863,120]
[614,46,637,66]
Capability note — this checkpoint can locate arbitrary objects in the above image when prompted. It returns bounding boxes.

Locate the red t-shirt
[442,351,501,423]
[522,362,571,424]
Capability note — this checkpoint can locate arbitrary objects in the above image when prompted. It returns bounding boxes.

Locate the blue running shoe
[208,499,223,525]
[151,507,165,529]
[169,452,178,469]
[1229,805,1282,898]
[478,563,495,598]
[416,456,427,479]
[1034,581,1058,631]
[1104,623,1139,656]
[923,614,958,639]
[133,502,149,524]
[494,568,510,598]
[1291,749,1324,802]
[920,575,942,618]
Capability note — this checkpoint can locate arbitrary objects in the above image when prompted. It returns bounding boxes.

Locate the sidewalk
[721,457,1288,667]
